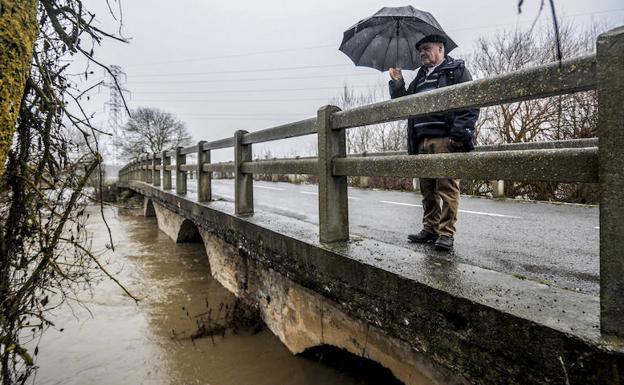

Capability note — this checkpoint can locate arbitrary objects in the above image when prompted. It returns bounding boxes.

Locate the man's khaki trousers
[417,137,460,237]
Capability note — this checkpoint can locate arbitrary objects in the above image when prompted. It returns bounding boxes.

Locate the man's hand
[449,137,465,151]
[389,67,403,81]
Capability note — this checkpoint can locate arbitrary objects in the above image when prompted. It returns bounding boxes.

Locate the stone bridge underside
[128,181,623,385]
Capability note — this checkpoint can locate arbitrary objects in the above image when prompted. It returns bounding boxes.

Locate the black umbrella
[339,6,457,71]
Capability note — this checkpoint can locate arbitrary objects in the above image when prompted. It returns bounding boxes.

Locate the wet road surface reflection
[35,206,405,385]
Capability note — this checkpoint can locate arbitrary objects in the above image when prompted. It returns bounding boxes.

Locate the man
[388,34,479,251]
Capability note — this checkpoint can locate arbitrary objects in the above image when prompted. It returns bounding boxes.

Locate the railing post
[139,155,144,182]
[491,180,505,198]
[234,130,253,215]
[597,26,624,337]
[176,147,187,195]
[152,153,160,187]
[145,154,153,184]
[139,154,147,182]
[317,105,349,243]
[162,150,172,190]
[197,141,212,202]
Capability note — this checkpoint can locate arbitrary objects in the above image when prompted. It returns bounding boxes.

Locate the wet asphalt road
[185,179,599,295]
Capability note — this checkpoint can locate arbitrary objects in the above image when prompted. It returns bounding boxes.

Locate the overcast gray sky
[79,0,624,162]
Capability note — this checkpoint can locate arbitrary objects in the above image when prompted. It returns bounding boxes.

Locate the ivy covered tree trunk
[0,0,39,177]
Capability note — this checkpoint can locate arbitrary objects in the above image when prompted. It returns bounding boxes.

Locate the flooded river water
[34,206,402,385]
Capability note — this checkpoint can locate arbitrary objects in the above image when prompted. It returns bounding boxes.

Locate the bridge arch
[177,219,202,243]
[149,199,203,244]
[143,197,156,217]
[299,345,403,385]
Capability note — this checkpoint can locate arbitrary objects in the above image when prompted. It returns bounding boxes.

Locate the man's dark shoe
[434,235,454,251]
[408,230,438,243]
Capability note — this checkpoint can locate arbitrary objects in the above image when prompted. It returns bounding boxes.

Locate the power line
[123,44,337,67]
[130,97,332,103]
[126,72,382,85]
[132,84,376,95]
[178,113,311,117]
[128,63,352,78]
[447,7,624,33]
[181,116,310,121]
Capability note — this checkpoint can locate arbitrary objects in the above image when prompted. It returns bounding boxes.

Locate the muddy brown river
[34,206,404,385]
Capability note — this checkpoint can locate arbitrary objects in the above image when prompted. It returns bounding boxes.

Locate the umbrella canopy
[339,6,457,71]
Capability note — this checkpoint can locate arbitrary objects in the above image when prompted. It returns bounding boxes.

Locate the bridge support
[317,105,349,243]
[598,26,624,337]
[235,130,253,216]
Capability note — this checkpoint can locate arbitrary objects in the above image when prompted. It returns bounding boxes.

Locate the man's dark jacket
[388,56,479,154]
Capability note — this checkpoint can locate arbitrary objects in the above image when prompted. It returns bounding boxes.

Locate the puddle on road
[34,206,406,385]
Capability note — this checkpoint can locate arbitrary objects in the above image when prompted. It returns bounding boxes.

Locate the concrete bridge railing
[119,27,624,337]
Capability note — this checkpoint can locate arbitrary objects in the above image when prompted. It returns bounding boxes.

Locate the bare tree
[469,22,602,202]
[330,83,406,155]
[0,2,135,384]
[120,107,193,159]
[330,83,411,190]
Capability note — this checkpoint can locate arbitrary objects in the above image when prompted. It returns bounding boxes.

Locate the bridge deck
[201,179,598,295]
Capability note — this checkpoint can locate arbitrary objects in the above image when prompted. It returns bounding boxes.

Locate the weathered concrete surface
[333,148,598,183]
[151,200,200,243]
[123,181,624,385]
[330,54,596,129]
[597,26,624,337]
[199,229,246,297]
[198,228,462,385]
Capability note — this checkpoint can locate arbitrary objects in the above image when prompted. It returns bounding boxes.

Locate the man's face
[418,42,445,67]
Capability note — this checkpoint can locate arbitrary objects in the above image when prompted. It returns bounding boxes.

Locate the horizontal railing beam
[477,138,598,152]
[203,163,235,173]
[333,147,598,183]
[241,117,317,145]
[348,139,598,158]
[179,164,195,172]
[201,138,234,151]
[241,158,318,175]
[179,145,199,155]
[331,54,596,130]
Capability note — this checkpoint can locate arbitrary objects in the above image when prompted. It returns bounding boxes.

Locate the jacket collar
[418,56,464,78]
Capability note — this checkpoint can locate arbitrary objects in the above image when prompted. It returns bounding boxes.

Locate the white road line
[379,200,520,219]
[457,209,521,219]
[348,196,361,200]
[254,185,284,191]
[380,200,422,207]
[595,226,600,229]
[300,191,318,195]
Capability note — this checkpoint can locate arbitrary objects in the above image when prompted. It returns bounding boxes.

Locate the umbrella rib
[382,29,393,70]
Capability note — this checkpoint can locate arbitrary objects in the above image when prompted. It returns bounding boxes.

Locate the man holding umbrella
[388,34,479,251]
[339,6,479,251]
